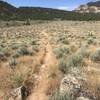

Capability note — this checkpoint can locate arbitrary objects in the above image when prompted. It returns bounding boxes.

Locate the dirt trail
[28,32,59,100]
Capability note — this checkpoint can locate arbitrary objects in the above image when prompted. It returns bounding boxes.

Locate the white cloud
[57,5,78,11]
[57,6,69,10]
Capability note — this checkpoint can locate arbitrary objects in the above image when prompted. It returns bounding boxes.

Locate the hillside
[0,0,17,20]
[0,0,100,20]
[87,1,100,7]
[75,1,100,13]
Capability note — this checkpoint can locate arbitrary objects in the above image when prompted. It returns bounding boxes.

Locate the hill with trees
[0,0,100,21]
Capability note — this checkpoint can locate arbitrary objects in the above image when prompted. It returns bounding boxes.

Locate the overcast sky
[6,0,96,11]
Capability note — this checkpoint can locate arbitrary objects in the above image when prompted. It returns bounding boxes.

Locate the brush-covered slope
[0,0,100,20]
[0,0,17,20]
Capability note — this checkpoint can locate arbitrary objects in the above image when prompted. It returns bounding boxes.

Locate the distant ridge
[0,0,100,21]
[0,0,17,19]
[0,0,16,13]
[87,1,100,7]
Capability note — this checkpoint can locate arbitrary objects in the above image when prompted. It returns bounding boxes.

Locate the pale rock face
[75,5,100,13]
[7,86,28,100]
[89,6,98,13]
[80,5,88,10]
[9,86,22,100]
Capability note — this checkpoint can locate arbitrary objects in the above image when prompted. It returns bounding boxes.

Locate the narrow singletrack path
[28,31,59,100]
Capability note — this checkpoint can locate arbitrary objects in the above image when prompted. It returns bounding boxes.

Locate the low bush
[77,46,90,58]
[25,19,31,25]
[53,46,70,59]
[0,47,7,61]
[13,46,29,58]
[0,51,6,61]
[9,58,17,67]
[32,45,39,53]
[57,36,69,45]
[49,89,72,100]
[59,51,84,73]
[87,37,94,45]
[90,48,100,62]
[85,33,96,45]
[11,43,23,50]
[18,46,29,55]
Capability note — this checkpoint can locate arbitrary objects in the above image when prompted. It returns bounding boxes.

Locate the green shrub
[11,43,23,50]
[49,89,72,100]
[90,48,100,62]
[12,52,21,58]
[9,58,17,66]
[77,46,90,58]
[68,53,83,67]
[59,52,83,73]
[57,36,69,45]
[3,47,11,57]
[29,39,39,55]
[0,51,6,61]
[85,33,96,45]
[27,45,39,56]
[31,39,37,45]
[17,46,29,56]
[53,46,69,59]
[0,47,7,61]
[87,33,96,39]
[87,37,94,44]
[32,45,39,52]
[25,19,31,25]
[61,38,69,45]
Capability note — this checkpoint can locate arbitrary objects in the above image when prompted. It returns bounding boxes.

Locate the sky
[5,0,96,11]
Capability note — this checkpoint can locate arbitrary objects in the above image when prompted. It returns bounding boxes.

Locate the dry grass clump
[10,73,24,88]
[0,66,13,93]
[10,71,35,91]
[85,70,100,99]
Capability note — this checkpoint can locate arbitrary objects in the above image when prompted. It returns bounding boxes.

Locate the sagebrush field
[0,21,100,100]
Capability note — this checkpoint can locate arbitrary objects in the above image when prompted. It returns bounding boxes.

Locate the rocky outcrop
[60,72,97,100]
[59,67,97,100]
[75,5,100,13]
[5,86,28,100]
[60,74,81,94]
[60,74,82,100]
